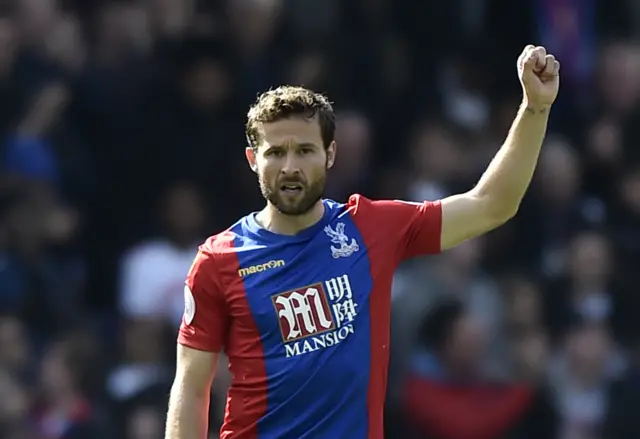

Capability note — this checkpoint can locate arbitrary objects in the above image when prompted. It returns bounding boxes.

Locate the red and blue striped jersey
[178,194,442,439]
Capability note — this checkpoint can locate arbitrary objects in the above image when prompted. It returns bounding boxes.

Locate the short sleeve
[348,195,442,262]
[178,249,228,352]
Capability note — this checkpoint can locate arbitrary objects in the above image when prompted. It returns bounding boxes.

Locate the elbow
[470,188,521,227]
[485,201,519,228]
[502,203,520,222]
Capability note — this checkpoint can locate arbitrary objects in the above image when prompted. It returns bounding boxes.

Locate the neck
[256,201,325,235]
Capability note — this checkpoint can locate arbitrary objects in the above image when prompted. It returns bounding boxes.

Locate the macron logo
[238,259,285,277]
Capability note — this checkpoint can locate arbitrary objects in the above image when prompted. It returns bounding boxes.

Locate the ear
[245,147,258,173]
[326,141,337,169]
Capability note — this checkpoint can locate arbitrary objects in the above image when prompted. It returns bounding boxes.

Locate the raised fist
[518,45,560,107]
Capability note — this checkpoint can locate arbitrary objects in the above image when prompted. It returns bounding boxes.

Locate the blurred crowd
[1,0,640,438]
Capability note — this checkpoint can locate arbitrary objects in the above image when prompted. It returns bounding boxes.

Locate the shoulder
[344,194,436,214]
[331,194,382,222]
[344,193,374,214]
[194,228,241,272]
[185,232,237,304]
[343,194,440,224]
[200,212,259,255]
[195,217,261,277]
[201,229,237,255]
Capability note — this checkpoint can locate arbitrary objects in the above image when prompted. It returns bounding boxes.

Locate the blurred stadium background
[1,0,640,438]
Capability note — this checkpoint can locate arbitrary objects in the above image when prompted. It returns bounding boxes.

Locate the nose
[280,151,301,176]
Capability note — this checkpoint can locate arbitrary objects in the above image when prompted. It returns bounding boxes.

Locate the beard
[259,171,326,216]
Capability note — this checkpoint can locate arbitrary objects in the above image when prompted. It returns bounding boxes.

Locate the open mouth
[280,183,303,194]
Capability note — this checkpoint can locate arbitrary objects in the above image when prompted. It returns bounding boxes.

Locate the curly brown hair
[246,85,336,150]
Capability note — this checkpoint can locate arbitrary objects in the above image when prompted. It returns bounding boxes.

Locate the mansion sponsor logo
[272,274,358,357]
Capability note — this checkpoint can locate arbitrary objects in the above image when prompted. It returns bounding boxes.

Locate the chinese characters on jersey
[272,274,359,357]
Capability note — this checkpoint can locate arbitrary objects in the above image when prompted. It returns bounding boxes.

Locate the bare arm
[166,344,219,439]
[440,103,549,249]
[439,45,560,250]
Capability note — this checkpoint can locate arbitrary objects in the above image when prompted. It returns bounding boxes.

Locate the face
[127,406,164,439]
[512,331,548,378]
[621,171,640,213]
[566,325,611,382]
[246,117,336,215]
[0,317,29,370]
[569,232,610,283]
[0,370,29,424]
[184,60,230,109]
[163,183,204,238]
[444,314,487,368]
[509,280,542,328]
[538,139,579,202]
[40,344,72,395]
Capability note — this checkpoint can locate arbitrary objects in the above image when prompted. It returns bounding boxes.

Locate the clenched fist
[518,45,560,107]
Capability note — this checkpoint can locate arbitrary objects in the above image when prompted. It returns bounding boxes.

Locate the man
[166,45,560,439]
[398,297,558,439]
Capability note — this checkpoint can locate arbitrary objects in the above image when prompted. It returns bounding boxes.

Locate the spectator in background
[407,119,462,202]
[0,17,23,139]
[124,402,165,439]
[393,237,507,380]
[33,331,108,439]
[0,184,84,341]
[545,230,634,342]
[605,332,640,439]
[504,275,545,335]
[509,328,551,385]
[0,368,31,439]
[110,181,207,428]
[118,181,205,326]
[515,136,605,276]
[106,315,172,414]
[397,297,558,439]
[549,319,625,439]
[610,167,640,332]
[0,316,32,378]
[226,0,282,100]
[325,109,373,201]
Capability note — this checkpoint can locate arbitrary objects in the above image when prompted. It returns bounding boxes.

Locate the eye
[299,147,314,155]
[266,149,285,157]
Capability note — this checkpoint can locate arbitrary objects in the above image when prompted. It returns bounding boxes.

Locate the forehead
[258,117,323,147]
